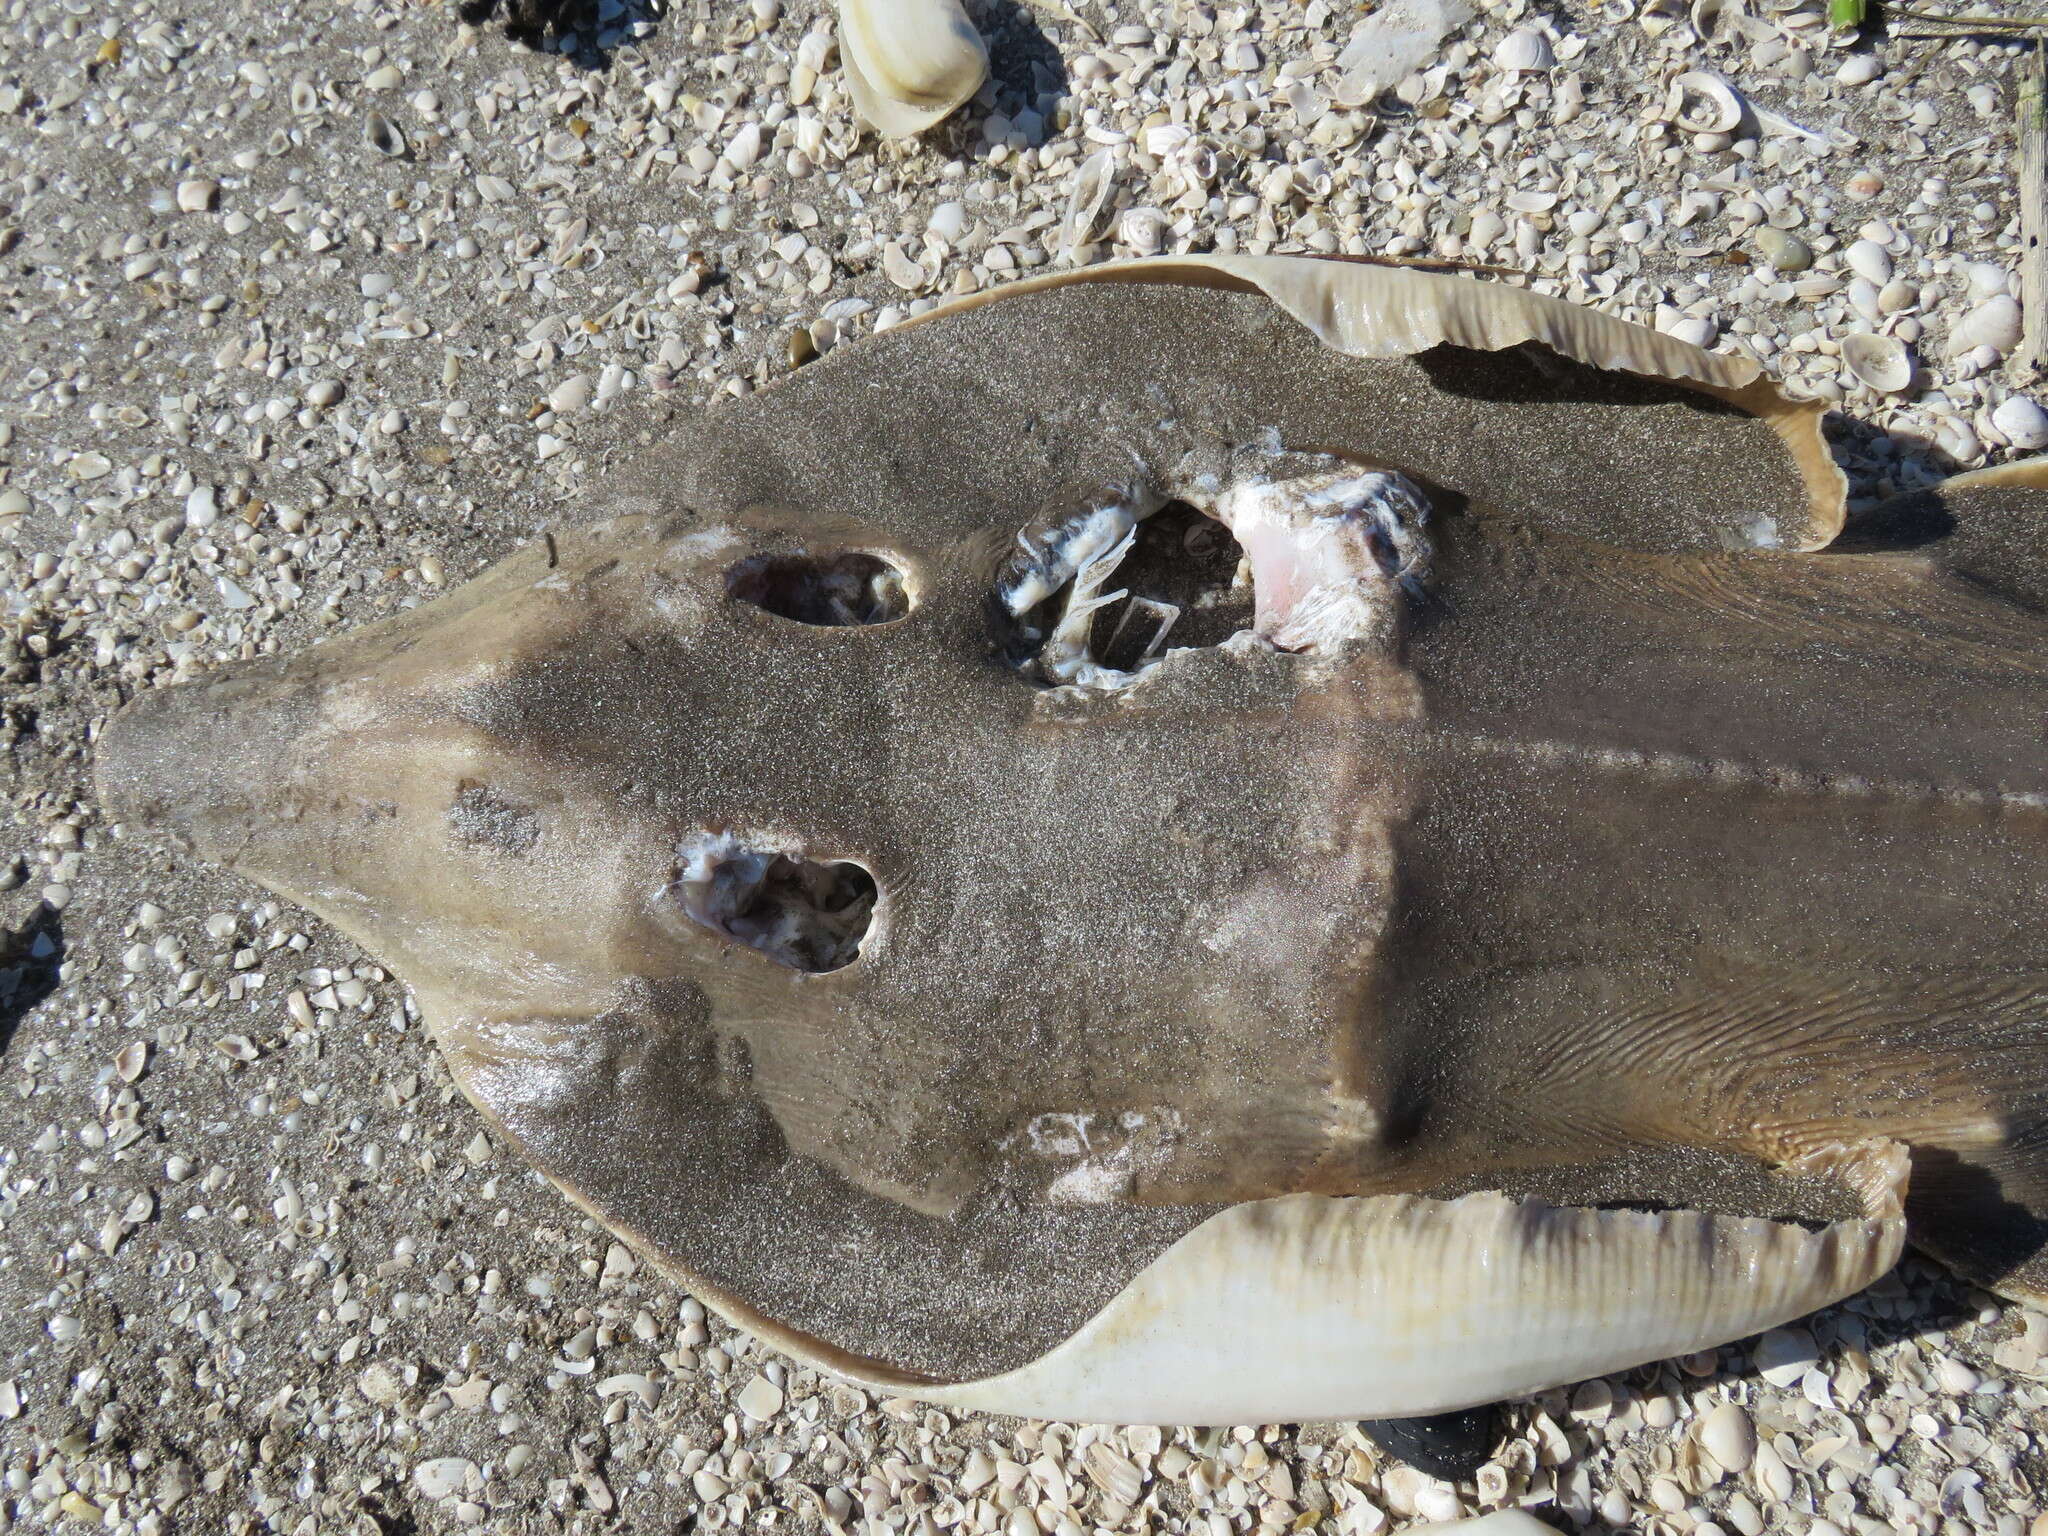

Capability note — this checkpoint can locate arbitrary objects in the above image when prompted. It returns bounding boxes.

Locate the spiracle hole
[727,551,910,627]
[674,836,878,973]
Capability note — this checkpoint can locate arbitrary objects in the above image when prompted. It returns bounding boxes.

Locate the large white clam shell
[837,0,988,139]
[1492,26,1554,72]
[706,1140,1906,1424]
[1951,295,2023,359]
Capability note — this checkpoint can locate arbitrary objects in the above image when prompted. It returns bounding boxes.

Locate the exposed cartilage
[1213,468,1433,654]
[995,457,1425,692]
[1105,596,1181,670]
[997,491,1145,618]
[1040,526,1136,687]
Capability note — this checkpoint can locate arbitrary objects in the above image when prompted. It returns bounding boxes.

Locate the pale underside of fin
[708,1143,1907,1425]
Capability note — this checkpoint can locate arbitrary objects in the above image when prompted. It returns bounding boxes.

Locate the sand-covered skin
[2,0,2047,1531]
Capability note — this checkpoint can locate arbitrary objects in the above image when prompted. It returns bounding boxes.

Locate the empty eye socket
[674,835,877,973]
[727,552,910,627]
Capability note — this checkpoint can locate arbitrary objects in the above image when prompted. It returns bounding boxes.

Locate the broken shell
[1638,0,1688,38]
[837,0,988,138]
[1332,0,1476,106]
[1492,27,1554,72]
[1842,333,1914,395]
[1951,295,2022,359]
[1057,148,1117,261]
[1665,70,1744,134]
[361,110,406,157]
[113,1041,149,1083]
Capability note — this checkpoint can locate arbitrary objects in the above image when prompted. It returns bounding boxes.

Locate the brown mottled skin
[98,282,2048,1379]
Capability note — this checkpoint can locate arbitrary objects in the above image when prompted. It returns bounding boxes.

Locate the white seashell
[413,1459,474,1499]
[1668,315,1718,349]
[1701,1402,1757,1474]
[1876,279,1916,316]
[362,110,406,157]
[1118,207,1168,257]
[1992,396,2048,451]
[1493,27,1554,72]
[837,0,988,139]
[1936,420,1984,464]
[1951,295,2022,358]
[1836,54,1881,86]
[1144,124,1192,158]
[1468,210,1505,248]
[1552,72,1585,124]
[1750,102,1828,147]
[735,1374,784,1419]
[881,241,927,292]
[1845,239,1892,286]
[1672,190,1719,229]
[550,374,593,415]
[1752,1325,1816,1388]
[725,121,764,170]
[1057,149,1117,260]
[1962,262,2010,301]
[1638,0,1687,37]
[1841,333,1914,395]
[114,1041,150,1083]
[1665,71,1744,134]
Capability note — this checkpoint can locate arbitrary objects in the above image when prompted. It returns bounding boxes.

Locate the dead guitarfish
[97,257,2048,1426]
